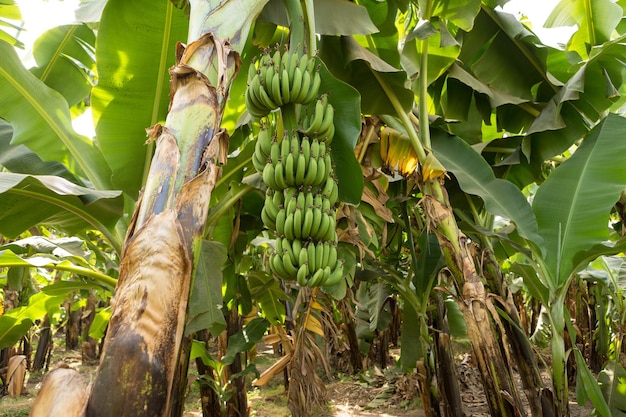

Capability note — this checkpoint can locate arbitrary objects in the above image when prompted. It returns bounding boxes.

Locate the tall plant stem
[28,1,270,417]
[373,3,525,414]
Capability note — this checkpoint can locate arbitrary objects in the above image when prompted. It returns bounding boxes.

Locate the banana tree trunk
[31,1,266,416]
[422,185,525,417]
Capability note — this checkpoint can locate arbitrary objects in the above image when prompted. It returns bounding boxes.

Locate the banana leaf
[92,0,189,197]
[532,113,626,287]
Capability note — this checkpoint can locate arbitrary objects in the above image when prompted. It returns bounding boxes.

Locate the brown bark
[30,366,89,417]
[433,293,464,417]
[422,189,525,417]
[33,316,52,371]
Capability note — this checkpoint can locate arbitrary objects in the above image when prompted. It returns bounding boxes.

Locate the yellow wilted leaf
[422,153,448,181]
[310,300,324,311]
[304,314,324,337]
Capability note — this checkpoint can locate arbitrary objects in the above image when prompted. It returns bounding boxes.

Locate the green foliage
[533,114,626,288]
[0,41,111,190]
[92,0,189,197]
[186,240,228,337]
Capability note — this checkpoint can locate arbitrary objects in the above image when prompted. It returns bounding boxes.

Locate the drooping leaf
[457,8,549,106]
[89,307,111,340]
[258,0,377,36]
[431,0,481,32]
[0,291,66,349]
[0,41,112,189]
[510,263,549,305]
[30,24,96,107]
[533,114,626,286]
[319,35,414,117]
[317,58,364,205]
[92,0,189,197]
[247,271,286,325]
[186,240,228,337]
[431,132,542,248]
[598,360,626,414]
[221,317,269,366]
[400,303,421,369]
[0,173,123,238]
[545,0,622,59]
[41,280,107,296]
[0,0,23,48]
[0,120,79,182]
[574,349,611,417]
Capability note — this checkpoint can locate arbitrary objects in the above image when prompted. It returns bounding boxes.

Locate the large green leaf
[402,21,460,87]
[0,120,79,182]
[431,132,542,247]
[92,0,189,197]
[319,35,414,117]
[0,172,123,239]
[0,0,23,49]
[0,249,117,288]
[0,41,112,190]
[186,240,228,337]
[221,317,269,366]
[457,8,550,107]
[258,0,377,36]
[545,0,622,59]
[30,24,96,108]
[318,58,364,205]
[532,114,626,286]
[247,270,287,325]
[0,291,66,349]
[431,0,481,31]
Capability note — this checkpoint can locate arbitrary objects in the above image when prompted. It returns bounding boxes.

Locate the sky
[13,0,575,136]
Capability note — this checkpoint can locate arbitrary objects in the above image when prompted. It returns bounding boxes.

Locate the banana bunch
[246,46,344,288]
[258,131,333,190]
[300,94,335,143]
[245,48,321,119]
[271,238,345,287]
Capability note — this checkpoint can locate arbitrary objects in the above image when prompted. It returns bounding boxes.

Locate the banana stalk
[373,1,528,414]
[31,1,267,416]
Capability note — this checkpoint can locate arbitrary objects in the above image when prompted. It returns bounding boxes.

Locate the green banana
[252,146,267,173]
[307,267,325,287]
[302,154,318,186]
[284,212,295,240]
[284,153,295,185]
[290,66,303,103]
[261,205,276,230]
[307,242,317,271]
[309,206,322,238]
[291,238,303,259]
[295,69,311,103]
[298,245,308,267]
[275,209,287,236]
[296,263,309,286]
[281,67,291,104]
[274,160,288,189]
[264,191,279,219]
[293,207,303,239]
[302,70,321,104]
[302,207,313,238]
[310,138,320,160]
[323,261,344,288]
[270,70,283,107]
[262,163,277,190]
[270,253,289,279]
[313,157,327,187]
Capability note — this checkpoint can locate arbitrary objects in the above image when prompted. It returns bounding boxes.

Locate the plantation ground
[0,342,595,417]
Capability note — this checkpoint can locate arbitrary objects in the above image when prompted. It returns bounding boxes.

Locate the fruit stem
[283,0,305,50]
